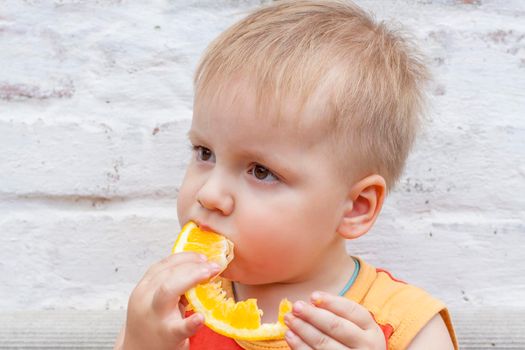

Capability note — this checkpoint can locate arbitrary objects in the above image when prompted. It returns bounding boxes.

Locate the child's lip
[199,224,214,232]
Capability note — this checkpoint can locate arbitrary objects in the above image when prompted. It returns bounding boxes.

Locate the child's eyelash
[190,145,206,153]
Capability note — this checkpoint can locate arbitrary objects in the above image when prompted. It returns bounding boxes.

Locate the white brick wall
[0,0,523,311]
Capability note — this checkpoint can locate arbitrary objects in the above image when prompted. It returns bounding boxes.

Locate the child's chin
[220,267,235,281]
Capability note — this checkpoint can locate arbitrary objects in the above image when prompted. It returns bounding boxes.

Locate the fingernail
[208,263,222,273]
[311,291,323,305]
[198,254,208,262]
[293,301,305,315]
[192,313,204,326]
[285,330,296,341]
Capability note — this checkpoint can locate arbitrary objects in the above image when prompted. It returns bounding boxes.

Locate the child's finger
[285,313,346,350]
[142,252,207,282]
[167,312,205,341]
[289,300,363,347]
[284,329,314,350]
[151,261,221,313]
[310,291,375,330]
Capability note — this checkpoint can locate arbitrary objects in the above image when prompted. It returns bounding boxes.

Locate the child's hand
[284,291,385,350]
[117,252,222,350]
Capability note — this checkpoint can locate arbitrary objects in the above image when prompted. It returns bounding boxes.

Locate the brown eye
[194,146,214,162]
[200,148,212,161]
[251,165,278,182]
[254,165,269,179]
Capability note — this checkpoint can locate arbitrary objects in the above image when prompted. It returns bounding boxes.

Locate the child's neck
[232,244,356,323]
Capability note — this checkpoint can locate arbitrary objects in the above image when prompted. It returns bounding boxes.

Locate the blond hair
[194,0,431,189]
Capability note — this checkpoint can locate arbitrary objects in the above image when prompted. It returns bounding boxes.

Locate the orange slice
[172,221,234,271]
[172,221,292,341]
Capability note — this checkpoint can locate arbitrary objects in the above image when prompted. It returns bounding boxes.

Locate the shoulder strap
[356,266,458,350]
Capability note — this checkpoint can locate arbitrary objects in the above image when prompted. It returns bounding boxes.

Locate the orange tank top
[188,257,458,350]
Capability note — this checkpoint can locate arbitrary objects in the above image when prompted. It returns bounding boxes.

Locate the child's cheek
[176,179,193,224]
[235,223,298,276]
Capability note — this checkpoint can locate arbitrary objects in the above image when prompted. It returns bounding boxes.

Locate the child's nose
[196,172,234,216]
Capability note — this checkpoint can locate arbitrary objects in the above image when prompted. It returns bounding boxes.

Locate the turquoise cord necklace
[338,257,360,296]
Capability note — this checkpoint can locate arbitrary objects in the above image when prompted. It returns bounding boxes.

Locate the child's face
[177,81,351,285]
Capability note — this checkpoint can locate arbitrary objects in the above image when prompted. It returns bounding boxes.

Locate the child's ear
[337,174,386,239]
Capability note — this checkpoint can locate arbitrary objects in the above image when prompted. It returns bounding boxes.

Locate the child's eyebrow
[187,129,203,142]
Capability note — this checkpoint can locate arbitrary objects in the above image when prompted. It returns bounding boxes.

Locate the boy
[115,1,458,349]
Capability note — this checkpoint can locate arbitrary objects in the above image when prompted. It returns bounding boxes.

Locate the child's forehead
[193,74,334,140]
